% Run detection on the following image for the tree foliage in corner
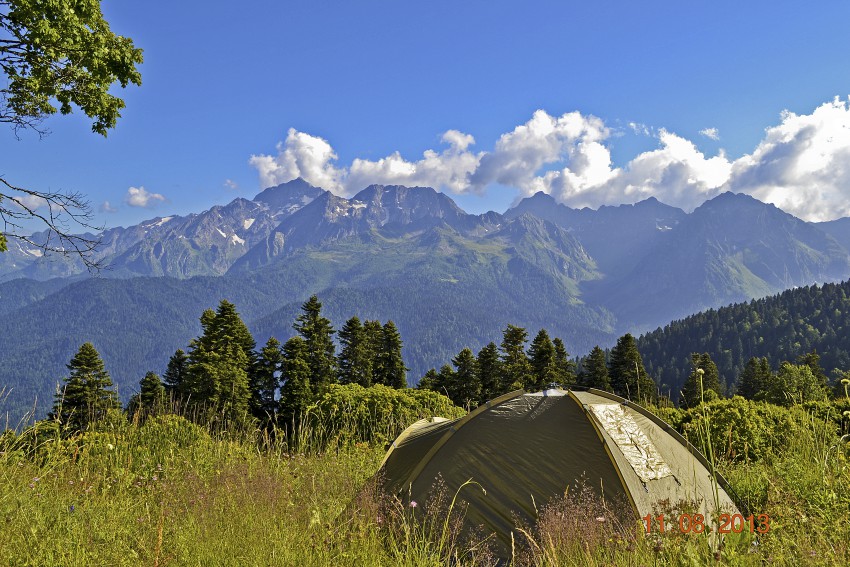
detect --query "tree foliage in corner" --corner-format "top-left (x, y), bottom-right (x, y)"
top-left (0, 0), bottom-right (143, 261)
top-left (0, 0), bottom-right (143, 135)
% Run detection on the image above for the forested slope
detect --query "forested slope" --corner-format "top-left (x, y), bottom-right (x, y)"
top-left (637, 280), bottom-right (850, 397)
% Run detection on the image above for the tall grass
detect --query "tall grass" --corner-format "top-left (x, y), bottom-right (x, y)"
top-left (2, 395), bottom-right (848, 566)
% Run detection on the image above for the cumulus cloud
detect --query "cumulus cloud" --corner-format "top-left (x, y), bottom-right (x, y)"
top-left (125, 186), bottom-right (166, 208)
top-left (249, 127), bottom-right (481, 196)
top-left (100, 200), bottom-right (118, 213)
top-left (728, 97), bottom-right (850, 222)
top-left (249, 97), bottom-right (850, 221)
top-left (10, 194), bottom-right (47, 211)
top-left (700, 127), bottom-right (720, 140)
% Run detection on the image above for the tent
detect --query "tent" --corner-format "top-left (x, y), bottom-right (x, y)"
top-left (378, 387), bottom-right (741, 554)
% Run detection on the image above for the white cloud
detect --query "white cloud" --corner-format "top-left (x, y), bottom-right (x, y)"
top-left (249, 127), bottom-right (481, 196)
top-left (700, 127), bottom-right (720, 140)
top-left (10, 194), bottom-right (47, 211)
top-left (249, 97), bottom-right (850, 221)
top-left (224, 179), bottom-right (239, 190)
top-left (100, 200), bottom-right (118, 213)
top-left (728, 97), bottom-right (850, 222)
top-left (125, 186), bottom-right (166, 208)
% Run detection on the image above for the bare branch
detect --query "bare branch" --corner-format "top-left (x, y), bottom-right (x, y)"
top-left (0, 176), bottom-right (104, 271)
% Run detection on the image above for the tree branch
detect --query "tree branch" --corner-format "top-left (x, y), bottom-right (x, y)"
top-left (0, 176), bottom-right (104, 271)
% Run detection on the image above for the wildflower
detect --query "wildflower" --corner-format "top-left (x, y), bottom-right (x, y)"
top-left (69, 505), bottom-right (75, 513)
top-left (107, 443), bottom-right (114, 450)
top-left (410, 500), bottom-right (418, 509)
top-left (595, 516), bottom-right (606, 523)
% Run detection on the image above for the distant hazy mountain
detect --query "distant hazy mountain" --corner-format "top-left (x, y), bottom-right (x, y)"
top-left (3, 182), bottom-right (850, 419)
top-left (0, 179), bottom-right (327, 281)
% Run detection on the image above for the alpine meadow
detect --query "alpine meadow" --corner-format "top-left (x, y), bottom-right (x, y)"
top-left (2, 1), bottom-right (850, 565)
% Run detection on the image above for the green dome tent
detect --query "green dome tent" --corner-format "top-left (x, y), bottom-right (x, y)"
top-left (378, 387), bottom-right (741, 555)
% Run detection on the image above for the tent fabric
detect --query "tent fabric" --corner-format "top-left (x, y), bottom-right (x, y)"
top-left (377, 387), bottom-right (741, 555)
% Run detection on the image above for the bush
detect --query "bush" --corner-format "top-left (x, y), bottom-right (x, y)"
top-left (307, 384), bottom-right (465, 447)
top-left (676, 396), bottom-right (835, 462)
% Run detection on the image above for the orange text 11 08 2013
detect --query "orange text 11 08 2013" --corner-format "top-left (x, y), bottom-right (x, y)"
top-left (642, 513), bottom-right (771, 534)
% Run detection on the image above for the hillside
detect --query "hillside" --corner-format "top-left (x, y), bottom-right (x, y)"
top-left (5, 182), bottom-right (850, 417)
top-left (636, 280), bottom-right (850, 398)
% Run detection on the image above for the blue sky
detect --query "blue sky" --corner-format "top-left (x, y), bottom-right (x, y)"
top-left (4, 0), bottom-right (850, 229)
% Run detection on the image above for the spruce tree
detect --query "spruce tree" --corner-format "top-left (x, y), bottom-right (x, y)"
top-left (163, 349), bottom-right (189, 400)
top-left (552, 338), bottom-right (577, 386)
top-left (528, 329), bottom-right (557, 390)
top-left (250, 337), bottom-right (282, 421)
top-left (608, 333), bottom-right (655, 402)
top-left (680, 353), bottom-right (721, 407)
top-left (500, 325), bottom-right (533, 392)
top-left (417, 368), bottom-right (440, 391)
top-left (184, 300), bottom-right (256, 423)
top-left (476, 342), bottom-right (502, 402)
top-left (128, 371), bottom-right (166, 420)
top-left (737, 357), bottom-right (772, 400)
top-left (338, 316), bottom-right (373, 386)
top-left (796, 351), bottom-right (829, 390)
top-left (436, 364), bottom-right (457, 400)
top-left (293, 295), bottom-right (336, 396)
top-left (378, 321), bottom-right (407, 388)
top-left (279, 336), bottom-right (313, 423)
top-left (581, 346), bottom-right (611, 391)
top-left (51, 342), bottom-right (120, 434)
top-left (451, 347), bottom-right (480, 407)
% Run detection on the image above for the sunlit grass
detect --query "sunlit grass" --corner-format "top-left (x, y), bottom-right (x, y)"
top-left (1, 398), bottom-right (848, 566)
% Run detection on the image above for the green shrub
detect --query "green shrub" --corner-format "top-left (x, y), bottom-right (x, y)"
top-left (307, 384), bottom-right (465, 447)
top-left (677, 396), bottom-right (834, 462)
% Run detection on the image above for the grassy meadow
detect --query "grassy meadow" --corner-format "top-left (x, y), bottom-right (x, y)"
top-left (1, 396), bottom-right (849, 566)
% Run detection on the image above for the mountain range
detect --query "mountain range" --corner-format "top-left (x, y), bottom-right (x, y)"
top-left (2, 179), bottom-right (850, 418)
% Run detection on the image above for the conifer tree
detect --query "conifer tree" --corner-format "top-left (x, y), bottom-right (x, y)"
top-left (128, 371), bottom-right (167, 420)
top-left (338, 316), bottom-right (373, 386)
top-left (451, 347), bottom-right (480, 407)
top-left (279, 336), bottom-right (313, 423)
top-left (500, 325), bottom-right (533, 392)
top-left (581, 345), bottom-right (612, 391)
top-left (796, 351), bottom-right (829, 390)
top-left (608, 333), bottom-right (655, 402)
top-left (737, 357), bottom-right (772, 400)
top-left (184, 300), bottom-right (256, 424)
top-left (163, 348), bottom-right (189, 399)
top-left (293, 295), bottom-right (336, 396)
top-left (528, 329), bottom-right (557, 390)
top-left (766, 362), bottom-right (829, 406)
top-left (552, 338), bottom-right (577, 386)
top-left (436, 364), bottom-right (457, 399)
top-left (417, 368), bottom-right (440, 391)
top-left (377, 321), bottom-right (407, 388)
top-left (680, 353), bottom-right (721, 407)
top-left (250, 337), bottom-right (282, 421)
top-left (51, 342), bottom-right (120, 434)
top-left (476, 342), bottom-right (502, 402)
